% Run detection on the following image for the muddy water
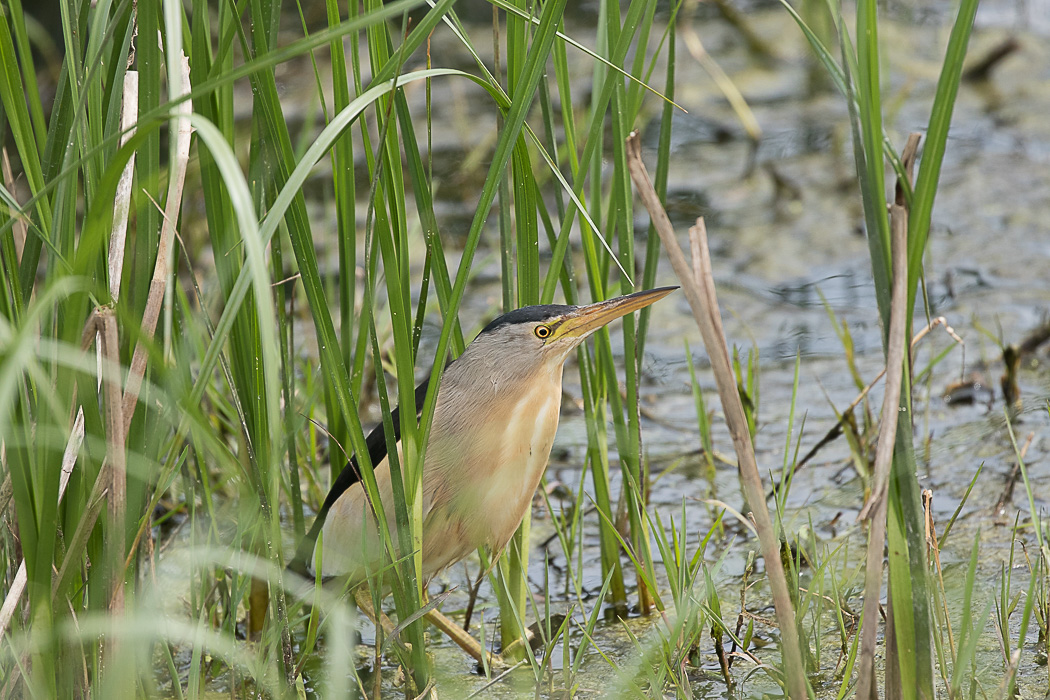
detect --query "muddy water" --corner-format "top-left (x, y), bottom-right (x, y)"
top-left (169, 0), bottom-right (1050, 696)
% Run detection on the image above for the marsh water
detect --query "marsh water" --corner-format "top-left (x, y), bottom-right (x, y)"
top-left (159, 0), bottom-right (1050, 696)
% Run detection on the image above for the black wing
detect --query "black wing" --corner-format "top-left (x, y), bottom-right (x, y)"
top-left (287, 377), bottom-right (431, 577)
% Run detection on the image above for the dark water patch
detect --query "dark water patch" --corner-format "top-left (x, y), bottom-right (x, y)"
top-left (664, 111), bottom-right (741, 151)
top-left (753, 121), bottom-right (837, 162)
top-left (662, 187), bottom-right (716, 229)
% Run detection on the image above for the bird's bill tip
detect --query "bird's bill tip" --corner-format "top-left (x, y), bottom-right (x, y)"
top-left (555, 286), bottom-right (677, 341)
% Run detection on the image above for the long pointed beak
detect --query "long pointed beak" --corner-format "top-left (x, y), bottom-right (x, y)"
top-left (553, 286), bottom-right (678, 344)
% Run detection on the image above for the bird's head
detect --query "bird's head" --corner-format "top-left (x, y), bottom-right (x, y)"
top-left (471, 287), bottom-right (678, 377)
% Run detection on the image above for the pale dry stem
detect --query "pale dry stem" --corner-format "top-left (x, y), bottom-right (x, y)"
top-left (854, 134), bottom-right (918, 699)
top-left (121, 55), bottom-right (192, 433)
top-left (109, 71), bottom-right (138, 302)
top-left (99, 310), bottom-right (126, 618)
top-left (626, 131), bottom-right (807, 700)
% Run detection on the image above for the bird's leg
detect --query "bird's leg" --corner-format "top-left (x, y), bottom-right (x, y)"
top-left (352, 587), bottom-right (411, 656)
top-left (355, 587), bottom-right (502, 669)
top-left (422, 607), bottom-right (504, 669)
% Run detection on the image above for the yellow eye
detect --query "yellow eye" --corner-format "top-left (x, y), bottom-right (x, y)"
top-left (534, 325), bottom-right (551, 339)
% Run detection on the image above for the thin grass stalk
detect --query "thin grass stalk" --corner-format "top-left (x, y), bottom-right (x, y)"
top-left (1005, 559), bottom-right (1040, 697)
top-left (544, 0), bottom-right (654, 614)
top-left (59, 0), bottom-right (98, 199)
top-left (247, 110), bottom-right (280, 651)
top-left (679, 24), bottom-right (761, 143)
top-left (273, 252), bottom-right (304, 541)
top-left (1004, 412), bottom-right (1047, 557)
top-left (0, 150), bottom-right (27, 321)
top-left (604, 0), bottom-right (658, 616)
top-left (355, 11), bottom-right (435, 684)
top-left (626, 133), bottom-right (808, 699)
top-left (392, 94), bottom-right (463, 353)
top-left (635, 21), bottom-right (675, 361)
top-left (3, 0), bottom-right (47, 153)
top-left (578, 353), bottom-right (628, 609)
top-left (498, 0), bottom-right (546, 651)
top-left (323, 0), bottom-right (356, 459)
top-left (496, 10), bottom-right (516, 316)
top-left (502, 163), bottom-right (540, 642)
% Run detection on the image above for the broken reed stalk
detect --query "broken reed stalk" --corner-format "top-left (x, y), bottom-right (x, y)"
top-left (121, 55), bottom-right (191, 433)
top-left (625, 131), bottom-right (807, 700)
top-left (109, 71), bottom-right (138, 302)
top-left (855, 132), bottom-right (920, 700)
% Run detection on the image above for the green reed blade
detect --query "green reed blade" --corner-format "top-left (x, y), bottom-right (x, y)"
top-left (906, 0), bottom-right (978, 318)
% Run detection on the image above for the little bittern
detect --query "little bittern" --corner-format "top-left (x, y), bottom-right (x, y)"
top-left (289, 287), bottom-right (676, 583)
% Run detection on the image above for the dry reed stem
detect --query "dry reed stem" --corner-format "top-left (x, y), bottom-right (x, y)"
top-left (121, 55), bottom-right (191, 433)
top-left (109, 71), bottom-right (138, 302)
top-left (625, 131), bottom-right (807, 700)
top-left (98, 310), bottom-right (126, 617)
top-left (99, 309), bottom-right (132, 696)
top-left (922, 489), bottom-right (958, 662)
top-left (0, 409), bottom-right (84, 636)
top-left (854, 134), bottom-right (919, 699)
